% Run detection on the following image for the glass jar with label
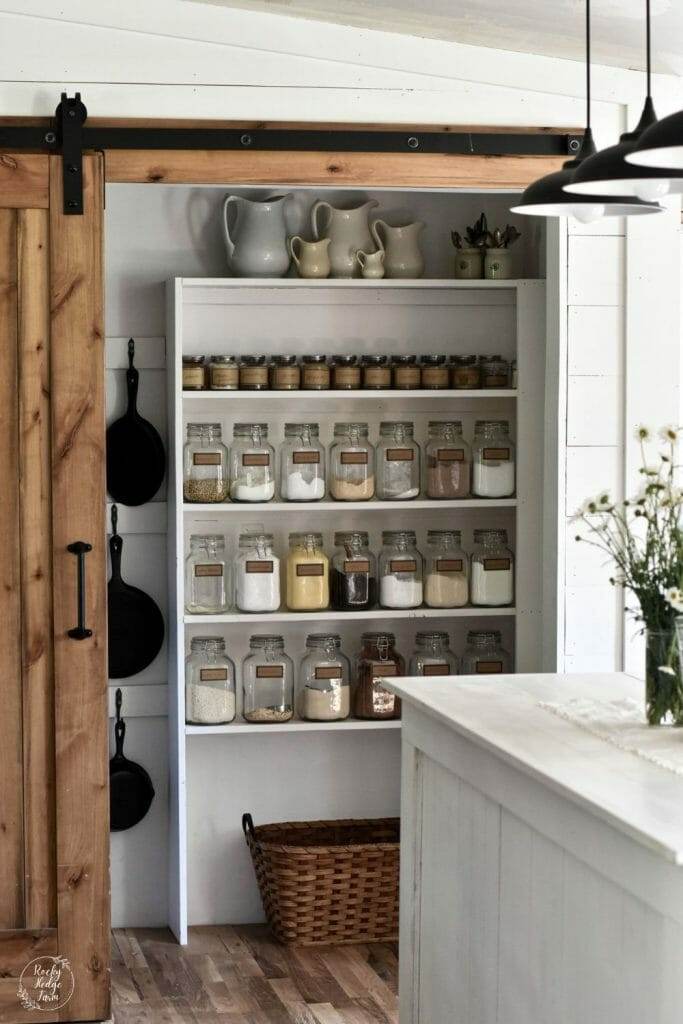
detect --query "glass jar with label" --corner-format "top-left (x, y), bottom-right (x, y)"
top-left (470, 528), bottom-right (514, 606)
top-left (425, 420), bottom-right (471, 499)
top-left (479, 354), bottom-right (510, 389)
top-left (182, 355), bottom-right (206, 391)
top-left (379, 530), bottom-right (423, 609)
top-left (280, 423), bottom-right (326, 502)
top-left (209, 355), bottom-right (239, 390)
top-left (354, 632), bottom-right (403, 720)
top-left (302, 354), bottom-right (330, 390)
top-left (234, 531), bottom-right (280, 613)
top-left (270, 355), bottom-right (301, 391)
top-left (331, 355), bottom-right (361, 390)
top-left (286, 532), bottom-right (329, 611)
top-left (242, 635), bottom-right (294, 723)
top-left (424, 530), bottom-right (468, 608)
top-left (420, 354), bottom-right (449, 390)
top-left (229, 423), bottom-right (275, 502)
top-left (185, 534), bottom-right (229, 614)
top-left (392, 355), bottom-right (421, 390)
top-left (299, 634), bottom-right (351, 721)
top-left (185, 636), bottom-right (236, 725)
top-left (377, 421), bottom-right (420, 500)
top-left (239, 355), bottom-right (269, 390)
top-left (329, 422), bottom-right (375, 501)
top-left (450, 355), bottom-right (481, 390)
top-left (183, 422), bottom-right (229, 503)
top-left (461, 630), bottom-right (512, 675)
top-left (472, 420), bottom-right (515, 497)
top-left (330, 531), bottom-right (377, 611)
top-left (361, 355), bottom-right (391, 390)
top-left (409, 631), bottom-right (459, 677)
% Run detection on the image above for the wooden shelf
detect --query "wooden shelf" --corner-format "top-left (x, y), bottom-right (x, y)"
top-left (184, 606), bottom-right (515, 624)
top-left (186, 719), bottom-right (402, 735)
top-left (184, 498), bottom-right (517, 513)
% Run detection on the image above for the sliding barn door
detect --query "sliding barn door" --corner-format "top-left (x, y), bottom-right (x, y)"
top-left (0, 154), bottom-right (109, 1023)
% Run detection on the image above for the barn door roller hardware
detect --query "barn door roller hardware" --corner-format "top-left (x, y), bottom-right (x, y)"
top-left (0, 92), bottom-right (583, 215)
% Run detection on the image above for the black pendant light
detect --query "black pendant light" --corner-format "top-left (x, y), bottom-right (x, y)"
top-left (511, 0), bottom-right (661, 219)
top-left (565, 0), bottom-right (677, 201)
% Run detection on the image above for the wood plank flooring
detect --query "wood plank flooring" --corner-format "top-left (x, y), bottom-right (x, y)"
top-left (112, 927), bottom-right (399, 1024)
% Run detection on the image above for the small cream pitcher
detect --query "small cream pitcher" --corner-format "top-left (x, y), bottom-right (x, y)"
top-left (288, 236), bottom-right (331, 279)
top-left (357, 249), bottom-right (385, 280)
top-left (311, 199), bottom-right (379, 278)
top-left (371, 219), bottom-right (425, 279)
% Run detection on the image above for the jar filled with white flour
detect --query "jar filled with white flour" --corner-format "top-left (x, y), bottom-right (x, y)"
top-left (185, 636), bottom-right (236, 725)
top-left (471, 420), bottom-right (515, 498)
top-left (379, 530), bottom-right (423, 609)
top-left (235, 531), bottom-right (280, 613)
top-left (470, 528), bottom-right (514, 606)
top-left (229, 423), bottom-right (275, 502)
top-left (280, 423), bottom-right (326, 501)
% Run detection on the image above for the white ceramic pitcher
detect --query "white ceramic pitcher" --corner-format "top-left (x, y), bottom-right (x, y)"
top-left (311, 199), bottom-right (379, 278)
top-left (371, 219), bottom-right (425, 279)
top-left (222, 193), bottom-right (293, 277)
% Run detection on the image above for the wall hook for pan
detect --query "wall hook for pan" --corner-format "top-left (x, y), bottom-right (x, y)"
top-left (56, 91), bottom-right (87, 215)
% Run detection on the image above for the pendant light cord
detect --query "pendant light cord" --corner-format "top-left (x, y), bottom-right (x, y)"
top-left (586, 0), bottom-right (591, 131)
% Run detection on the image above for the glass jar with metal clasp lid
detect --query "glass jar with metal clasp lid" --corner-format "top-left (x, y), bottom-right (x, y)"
top-left (183, 422), bottom-right (229, 503)
top-left (299, 634), bottom-right (351, 722)
top-left (242, 635), bottom-right (294, 723)
top-left (377, 421), bottom-right (420, 500)
top-left (461, 630), bottom-right (512, 676)
top-left (185, 534), bottom-right (230, 614)
top-left (185, 636), bottom-right (236, 725)
top-left (286, 532), bottom-right (329, 611)
top-left (471, 420), bottom-right (515, 498)
top-left (209, 355), bottom-right (239, 390)
top-left (424, 420), bottom-right (471, 499)
top-left (470, 528), bottom-right (514, 607)
top-left (354, 632), bottom-right (403, 720)
top-left (329, 422), bottom-right (375, 501)
top-left (424, 529), bottom-right (469, 608)
top-left (330, 530), bottom-right (377, 611)
top-left (229, 423), bottom-right (275, 502)
top-left (234, 531), bottom-right (280, 613)
top-left (280, 423), bottom-right (326, 502)
top-left (409, 631), bottom-right (459, 677)
top-left (378, 529), bottom-right (423, 609)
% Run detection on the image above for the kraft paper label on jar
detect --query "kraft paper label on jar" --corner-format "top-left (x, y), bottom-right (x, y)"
top-left (394, 367), bottom-right (421, 388)
top-left (341, 451), bottom-right (368, 465)
top-left (482, 447), bottom-right (510, 461)
top-left (436, 559), bottom-right (464, 573)
top-left (437, 448), bottom-right (464, 462)
top-left (333, 367), bottom-right (361, 387)
top-left (193, 452), bottom-right (221, 466)
top-left (296, 563), bottom-right (324, 577)
top-left (364, 367), bottom-right (391, 387)
top-left (240, 366), bottom-right (268, 386)
top-left (386, 448), bottom-right (414, 462)
top-left (483, 558), bottom-right (511, 571)
top-left (194, 563), bottom-right (223, 577)
top-left (315, 666), bottom-right (343, 680)
top-left (200, 667), bottom-right (229, 681)
top-left (371, 662), bottom-right (398, 677)
top-left (303, 366), bottom-right (329, 386)
top-left (246, 560), bottom-right (273, 573)
top-left (423, 663), bottom-right (450, 676)
top-left (183, 367), bottom-right (205, 389)
top-left (273, 367), bottom-right (300, 387)
top-left (211, 366), bottom-right (239, 388)
top-left (484, 374), bottom-right (508, 388)
top-left (476, 661), bottom-right (503, 674)
top-left (242, 453), bottom-right (270, 467)
top-left (422, 368), bottom-right (449, 387)
top-left (390, 559), bottom-right (417, 574)
top-left (344, 559), bottom-right (370, 573)
top-left (293, 450), bottom-right (320, 465)
top-left (256, 664), bottom-right (284, 678)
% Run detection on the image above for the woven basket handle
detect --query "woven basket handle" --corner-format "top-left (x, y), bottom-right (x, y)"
top-left (242, 813), bottom-right (255, 838)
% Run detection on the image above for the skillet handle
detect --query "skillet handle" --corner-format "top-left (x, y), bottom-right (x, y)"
top-left (67, 541), bottom-right (93, 640)
top-left (114, 718), bottom-right (126, 757)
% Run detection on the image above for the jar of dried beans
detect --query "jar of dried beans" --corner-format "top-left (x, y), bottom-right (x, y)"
top-left (183, 422), bottom-right (229, 503)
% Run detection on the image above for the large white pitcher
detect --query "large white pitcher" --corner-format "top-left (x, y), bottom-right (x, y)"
top-left (371, 219), bottom-right (426, 279)
top-left (311, 199), bottom-right (379, 278)
top-left (222, 193), bottom-right (293, 277)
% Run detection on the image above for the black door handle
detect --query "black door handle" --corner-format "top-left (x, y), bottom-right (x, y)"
top-left (67, 541), bottom-right (93, 640)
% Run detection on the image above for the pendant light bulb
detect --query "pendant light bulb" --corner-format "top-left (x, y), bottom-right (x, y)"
top-left (634, 178), bottom-right (669, 201)
top-left (572, 202), bottom-right (606, 223)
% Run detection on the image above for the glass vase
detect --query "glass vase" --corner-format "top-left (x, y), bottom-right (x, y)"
top-left (645, 628), bottom-right (683, 725)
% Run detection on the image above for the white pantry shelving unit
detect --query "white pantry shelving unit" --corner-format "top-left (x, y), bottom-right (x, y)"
top-left (167, 275), bottom-right (545, 942)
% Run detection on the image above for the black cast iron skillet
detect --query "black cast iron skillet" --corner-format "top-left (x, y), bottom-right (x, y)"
top-left (110, 688), bottom-right (155, 832)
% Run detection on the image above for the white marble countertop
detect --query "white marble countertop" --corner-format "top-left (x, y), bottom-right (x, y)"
top-left (387, 672), bottom-right (683, 864)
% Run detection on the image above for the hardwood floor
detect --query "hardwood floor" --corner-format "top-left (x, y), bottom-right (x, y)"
top-left (112, 926), bottom-right (399, 1024)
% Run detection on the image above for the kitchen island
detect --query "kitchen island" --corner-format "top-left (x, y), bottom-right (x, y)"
top-left (388, 672), bottom-right (683, 1024)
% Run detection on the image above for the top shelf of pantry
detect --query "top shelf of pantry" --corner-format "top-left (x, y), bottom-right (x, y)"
top-left (179, 278), bottom-right (530, 291)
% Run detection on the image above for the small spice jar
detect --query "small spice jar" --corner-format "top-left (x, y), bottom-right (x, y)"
top-left (425, 420), bottom-right (471, 499)
top-left (392, 355), bottom-right (421, 390)
top-left (471, 420), bottom-right (516, 498)
top-left (377, 421), bottom-right (420, 500)
top-left (470, 528), bottom-right (514, 607)
top-left (239, 355), bottom-right (269, 391)
top-left (229, 423), bottom-right (275, 502)
top-left (479, 354), bottom-right (510, 389)
top-left (361, 354), bottom-right (391, 390)
top-left (280, 423), bottom-right (325, 502)
top-left (354, 632), bottom-right (403, 720)
top-left (209, 355), bottom-right (239, 391)
top-left (379, 530), bottom-right (423, 609)
top-left (234, 532), bottom-right (280, 613)
top-left (299, 634), bottom-right (351, 722)
top-left (286, 532), bottom-right (329, 611)
top-left (270, 355), bottom-right (301, 391)
top-left (182, 355), bottom-right (206, 391)
top-left (424, 530), bottom-right (469, 608)
top-left (330, 531), bottom-right (377, 611)
top-left (183, 423), bottom-right (229, 503)
top-left (450, 355), bottom-right (481, 390)
top-left (185, 534), bottom-right (230, 614)
top-left (461, 630), bottom-right (512, 675)
top-left (409, 631), bottom-right (459, 677)
top-left (329, 423), bottom-right (375, 501)
top-left (331, 355), bottom-right (361, 390)
top-left (420, 354), bottom-right (449, 390)
top-left (302, 354), bottom-right (330, 390)
top-left (242, 635), bottom-right (294, 723)
top-left (185, 636), bottom-right (236, 725)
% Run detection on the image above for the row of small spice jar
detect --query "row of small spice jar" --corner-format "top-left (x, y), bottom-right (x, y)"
top-left (186, 528), bottom-right (514, 614)
top-left (183, 419), bottom-right (516, 503)
top-left (185, 628), bottom-right (513, 725)
top-left (182, 353), bottom-right (515, 391)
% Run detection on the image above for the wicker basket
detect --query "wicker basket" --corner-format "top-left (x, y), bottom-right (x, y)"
top-left (242, 813), bottom-right (400, 946)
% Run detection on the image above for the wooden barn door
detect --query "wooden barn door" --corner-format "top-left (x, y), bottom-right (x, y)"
top-left (0, 153), bottom-right (109, 1023)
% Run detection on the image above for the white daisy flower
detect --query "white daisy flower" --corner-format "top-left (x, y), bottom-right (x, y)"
top-left (664, 587), bottom-right (683, 613)
top-left (635, 424), bottom-right (651, 441)
top-left (658, 425), bottom-right (680, 444)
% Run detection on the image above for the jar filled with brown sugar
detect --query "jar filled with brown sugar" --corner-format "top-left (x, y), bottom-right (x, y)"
top-left (302, 355), bottom-right (330, 390)
top-left (209, 355), bottom-right (239, 391)
top-left (392, 355), bottom-right (421, 390)
top-left (239, 355), bottom-right (269, 390)
top-left (354, 632), bottom-right (403, 720)
top-left (361, 355), bottom-right (391, 390)
top-left (270, 355), bottom-right (301, 391)
top-left (331, 355), bottom-right (361, 390)
top-left (182, 355), bottom-right (206, 391)
top-left (450, 355), bottom-right (481, 390)
top-left (420, 354), bottom-right (449, 389)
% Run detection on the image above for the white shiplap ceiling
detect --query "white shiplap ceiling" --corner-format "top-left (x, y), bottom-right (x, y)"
top-left (189, 0), bottom-right (683, 76)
